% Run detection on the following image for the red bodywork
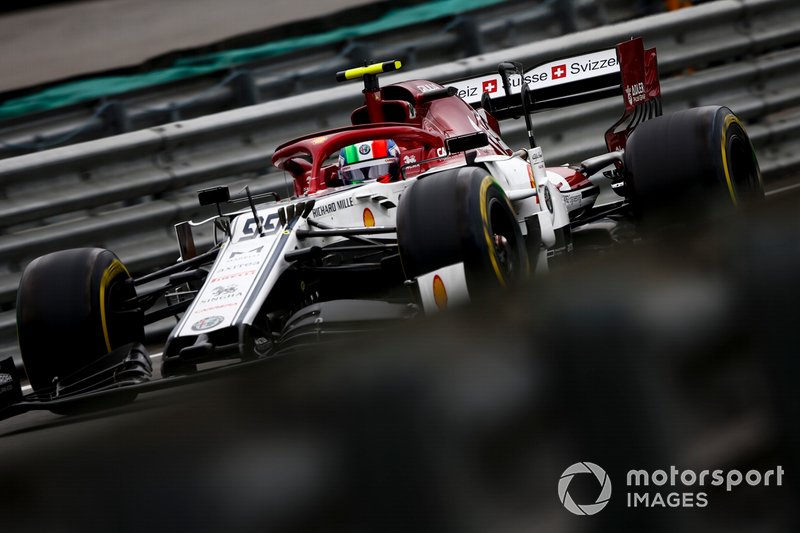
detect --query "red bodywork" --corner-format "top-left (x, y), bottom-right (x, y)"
top-left (273, 80), bottom-right (511, 196)
top-left (549, 166), bottom-right (593, 191)
top-left (605, 38), bottom-right (662, 154)
top-left (274, 37), bottom-right (661, 196)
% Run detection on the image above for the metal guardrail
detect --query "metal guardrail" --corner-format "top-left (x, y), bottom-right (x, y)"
top-left (0, 0), bottom-right (622, 159)
top-left (0, 0), bottom-right (799, 357)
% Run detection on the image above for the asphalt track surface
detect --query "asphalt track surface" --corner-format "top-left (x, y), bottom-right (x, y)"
top-left (1, 184), bottom-right (799, 532)
top-left (0, 0), bottom-right (376, 92)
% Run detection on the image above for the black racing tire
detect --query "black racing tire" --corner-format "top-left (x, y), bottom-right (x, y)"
top-left (624, 106), bottom-right (763, 221)
top-left (397, 166), bottom-right (528, 295)
top-left (16, 248), bottom-right (143, 392)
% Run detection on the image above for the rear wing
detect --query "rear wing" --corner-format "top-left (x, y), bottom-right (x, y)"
top-left (446, 37), bottom-right (662, 151)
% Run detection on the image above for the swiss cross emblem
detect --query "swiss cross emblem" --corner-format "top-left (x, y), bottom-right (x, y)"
top-left (482, 80), bottom-right (497, 93)
top-left (551, 64), bottom-right (567, 79)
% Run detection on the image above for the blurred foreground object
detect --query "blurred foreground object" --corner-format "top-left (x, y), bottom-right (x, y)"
top-left (0, 189), bottom-right (797, 532)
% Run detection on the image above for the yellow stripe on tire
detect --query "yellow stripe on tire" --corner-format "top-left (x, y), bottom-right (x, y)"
top-left (99, 259), bottom-right (129, 353)
top-left (479, 176), bottom-right (506, 288)
top-left (720, 113), bottom-right (741, 207)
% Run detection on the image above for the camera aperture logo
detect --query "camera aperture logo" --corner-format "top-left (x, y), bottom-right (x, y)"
top-left (559, 462), bottom-right (785, 514)
top-left (558, 462), bottom-right (612, 515)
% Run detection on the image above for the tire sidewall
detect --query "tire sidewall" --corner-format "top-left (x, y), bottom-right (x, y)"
top-left (397, 166), bottom-right (527, 293)
top-left (462, 174), bottom-right (526, 289)
top-left (624, 106), bottom-right (764, 223)
top-left (17, 248), bottom-right (141, 391)
top-left (713, 114), bottom-right (764, 205)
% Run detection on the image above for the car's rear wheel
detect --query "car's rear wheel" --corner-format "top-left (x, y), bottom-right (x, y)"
top-left (16, 248), bottom-right (143, 392)
top-left (623, 105), bottom-right (763, 222)
top-left (397, 166), bottom-right (528, 296)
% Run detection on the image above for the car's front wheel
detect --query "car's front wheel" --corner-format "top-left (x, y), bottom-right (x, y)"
top-left (397, 166), bottom-right (528, 296)
top-left (16, 248), bottom-right (143, 392)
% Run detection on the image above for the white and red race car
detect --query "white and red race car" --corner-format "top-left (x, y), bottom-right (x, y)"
top-left (1, 37), bottom-right (762, 417)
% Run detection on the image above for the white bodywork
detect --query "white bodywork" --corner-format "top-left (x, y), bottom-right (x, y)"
top-left (171, 148), bottom-right (573, 342)
top-left (416, 262), bottom-right (470, 314)
top-left (173, 179), bottom-right (413, 338)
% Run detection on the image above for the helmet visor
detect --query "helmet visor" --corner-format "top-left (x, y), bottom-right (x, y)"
top-left (339, 157), bottom-right (399, 184)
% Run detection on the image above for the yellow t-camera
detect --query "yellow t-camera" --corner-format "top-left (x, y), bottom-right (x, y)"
top-left (336, 60), bottom-right (402, 83)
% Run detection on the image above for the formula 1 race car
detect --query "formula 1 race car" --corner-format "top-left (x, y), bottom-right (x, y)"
top-left (0, 37), bottom-right (763, 417)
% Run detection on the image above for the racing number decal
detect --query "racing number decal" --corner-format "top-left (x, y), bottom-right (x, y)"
top-left (237, 214), bottom-right (282, 242)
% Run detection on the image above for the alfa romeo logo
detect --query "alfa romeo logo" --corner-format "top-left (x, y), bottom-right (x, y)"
top-left (191, 315), bottom-right (224, 331)
top-left (558, 462), bottom-right (612, 515)
top-left (358, 143), bottom-right (371, 155)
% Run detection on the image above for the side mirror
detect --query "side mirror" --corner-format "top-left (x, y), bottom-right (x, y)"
top-left (445, 132), bottom-right (489, 154)
top-left (198, 186), bottom-right (230, 206)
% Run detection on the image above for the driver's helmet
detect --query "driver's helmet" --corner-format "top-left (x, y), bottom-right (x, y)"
top-left (338, 139), bottom-right (401, 184)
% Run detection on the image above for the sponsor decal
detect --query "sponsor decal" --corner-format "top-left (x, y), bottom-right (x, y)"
top-left (456, 85), bottom-right (479, 99)
top-left (625, 82), bottom-right (646, 106)
top-left (570, 57), bottom-right (617, 75)
top-left (211, 285), bottom-right (238, 297)
top-left (215, 260), bottom-right (261, 273)
top-left (481, 80), bottom-right (498, 93)
top-left (311, 196), bottom-right (355, 218)
top-left (363, 208), bottom-right (375, 228)
top-left (210, 270), bottom-right (257, 283)
top-left (179, 231), bottom-right (279, 338)
top-left (450, 75), bottom-right (501, 100)
top-left (358, 143), bottom-right (371, 156)
top-left (0, 373), bottom-right (12, 386)
top-left (198, 283), bottom-right (244, 306)
top-left (416, 83), bottom-right (441, 93)
top-left (194, 302), bottom-right (240, 313)
top-left (432, 275), bottom-right (448, 310)
top-left (563, 191), bottom-right (582, 210)
top-left (191, 315), bottom-right (225, 331)
top-left (230, 245), bottom-right (264, 259)
top-left (450, 49), bottom-right (618, 105)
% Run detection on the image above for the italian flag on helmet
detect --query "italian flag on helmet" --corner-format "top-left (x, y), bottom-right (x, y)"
top-left (339, 139), bottom-right (400, 165)
top-left (338, 139), bottom-right (401, 184)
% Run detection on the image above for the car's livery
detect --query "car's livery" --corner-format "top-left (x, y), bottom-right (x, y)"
top-left (1, 38), bottom-right (763, 419)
